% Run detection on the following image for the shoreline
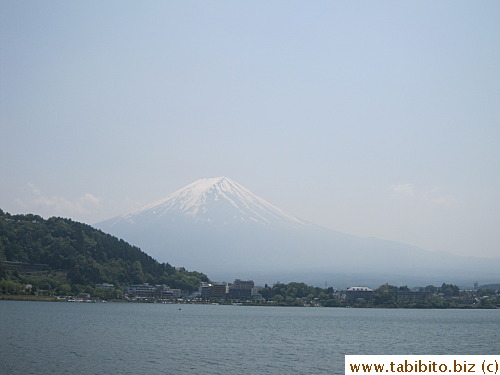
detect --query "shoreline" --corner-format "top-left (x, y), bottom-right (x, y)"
top-left (0, 294), bottom-right (61, 302)
top-left (1, 295), bottom-right (497, 309)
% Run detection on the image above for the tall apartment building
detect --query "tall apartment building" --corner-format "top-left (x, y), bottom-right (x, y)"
top-left (210, 283), bottom-right (228, 298)
top-left (228, 279), bottom-right (255, 299)
top-left (199, 283), bottom-right (211, 300)
top-left (345, 286), bottom-right (374, 302)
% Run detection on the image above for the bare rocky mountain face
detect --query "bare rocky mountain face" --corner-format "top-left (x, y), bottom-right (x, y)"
top-left (96, 177), bottom-right (499, 287)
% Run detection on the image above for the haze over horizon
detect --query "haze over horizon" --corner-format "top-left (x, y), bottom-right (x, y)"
top-left (1, 1), bottom-right (499, 260)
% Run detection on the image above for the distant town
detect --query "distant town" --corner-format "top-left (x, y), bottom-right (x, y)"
top-left (107, 279), bottom-right (500, 308)
top-left (1, 260), bottom-right (499, 308)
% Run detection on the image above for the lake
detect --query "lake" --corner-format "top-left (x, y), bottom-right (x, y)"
top-left (1, 301), bottom-right (499, 375)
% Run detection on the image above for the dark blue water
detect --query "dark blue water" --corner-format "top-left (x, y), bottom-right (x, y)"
top-left (1, 301), bottom-right (499, 375)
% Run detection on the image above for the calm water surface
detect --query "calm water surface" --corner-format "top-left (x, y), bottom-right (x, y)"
top-left (1, 301), bottom-right (499, 375)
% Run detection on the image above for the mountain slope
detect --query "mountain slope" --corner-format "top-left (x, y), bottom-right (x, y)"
top-left (0, 209), bottom-right (208, 292)
top-left (96, 177), bottom-right (500, 286)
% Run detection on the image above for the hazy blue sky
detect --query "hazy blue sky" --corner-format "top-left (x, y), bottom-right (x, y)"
top-left (1, 1), bottom-right (499, 258)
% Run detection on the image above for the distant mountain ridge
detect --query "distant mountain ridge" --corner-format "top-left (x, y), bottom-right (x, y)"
top-left (97, 177), bottom-right (500, 287)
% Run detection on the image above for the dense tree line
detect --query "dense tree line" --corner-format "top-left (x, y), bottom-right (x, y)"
top-left (256, 282), bottom-right (498, 308)
top-left (259, 282), bottom-right (338, 306)
top-left (418, 283), bottom-right (460, 296)
top-left (0, 209), bottom-right (208, 294)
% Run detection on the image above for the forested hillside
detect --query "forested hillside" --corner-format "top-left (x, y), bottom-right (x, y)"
top-left (0, 209), bottom-right (209, 294)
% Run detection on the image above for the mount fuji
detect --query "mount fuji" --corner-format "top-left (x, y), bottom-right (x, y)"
top-left (96, 177), bottom-right (499, 287)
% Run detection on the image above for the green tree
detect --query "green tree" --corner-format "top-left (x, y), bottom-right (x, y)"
top-left (0, 263), bottom-right (6, 279)
top-left (440, 283), bottom-right (459, 297)
top-left (131, 261), bottom-right (145, 284)
top-left (0, 279), bottom-right (23, 294)
top-left (477, 288), bottom-right (495, 297)
top-left (58, 283), bottom-right (72, 296)
top-left (273, 294), bottom-right (284, 305)
top-left (374, 284), bottom-right (397, 305)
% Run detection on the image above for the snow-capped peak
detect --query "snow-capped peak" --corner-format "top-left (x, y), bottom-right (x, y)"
top-left (117, 177), bottom-right (305, 226)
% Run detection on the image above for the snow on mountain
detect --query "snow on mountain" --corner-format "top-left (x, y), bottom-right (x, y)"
top-left (108, 177), bottom-right (305, 226)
